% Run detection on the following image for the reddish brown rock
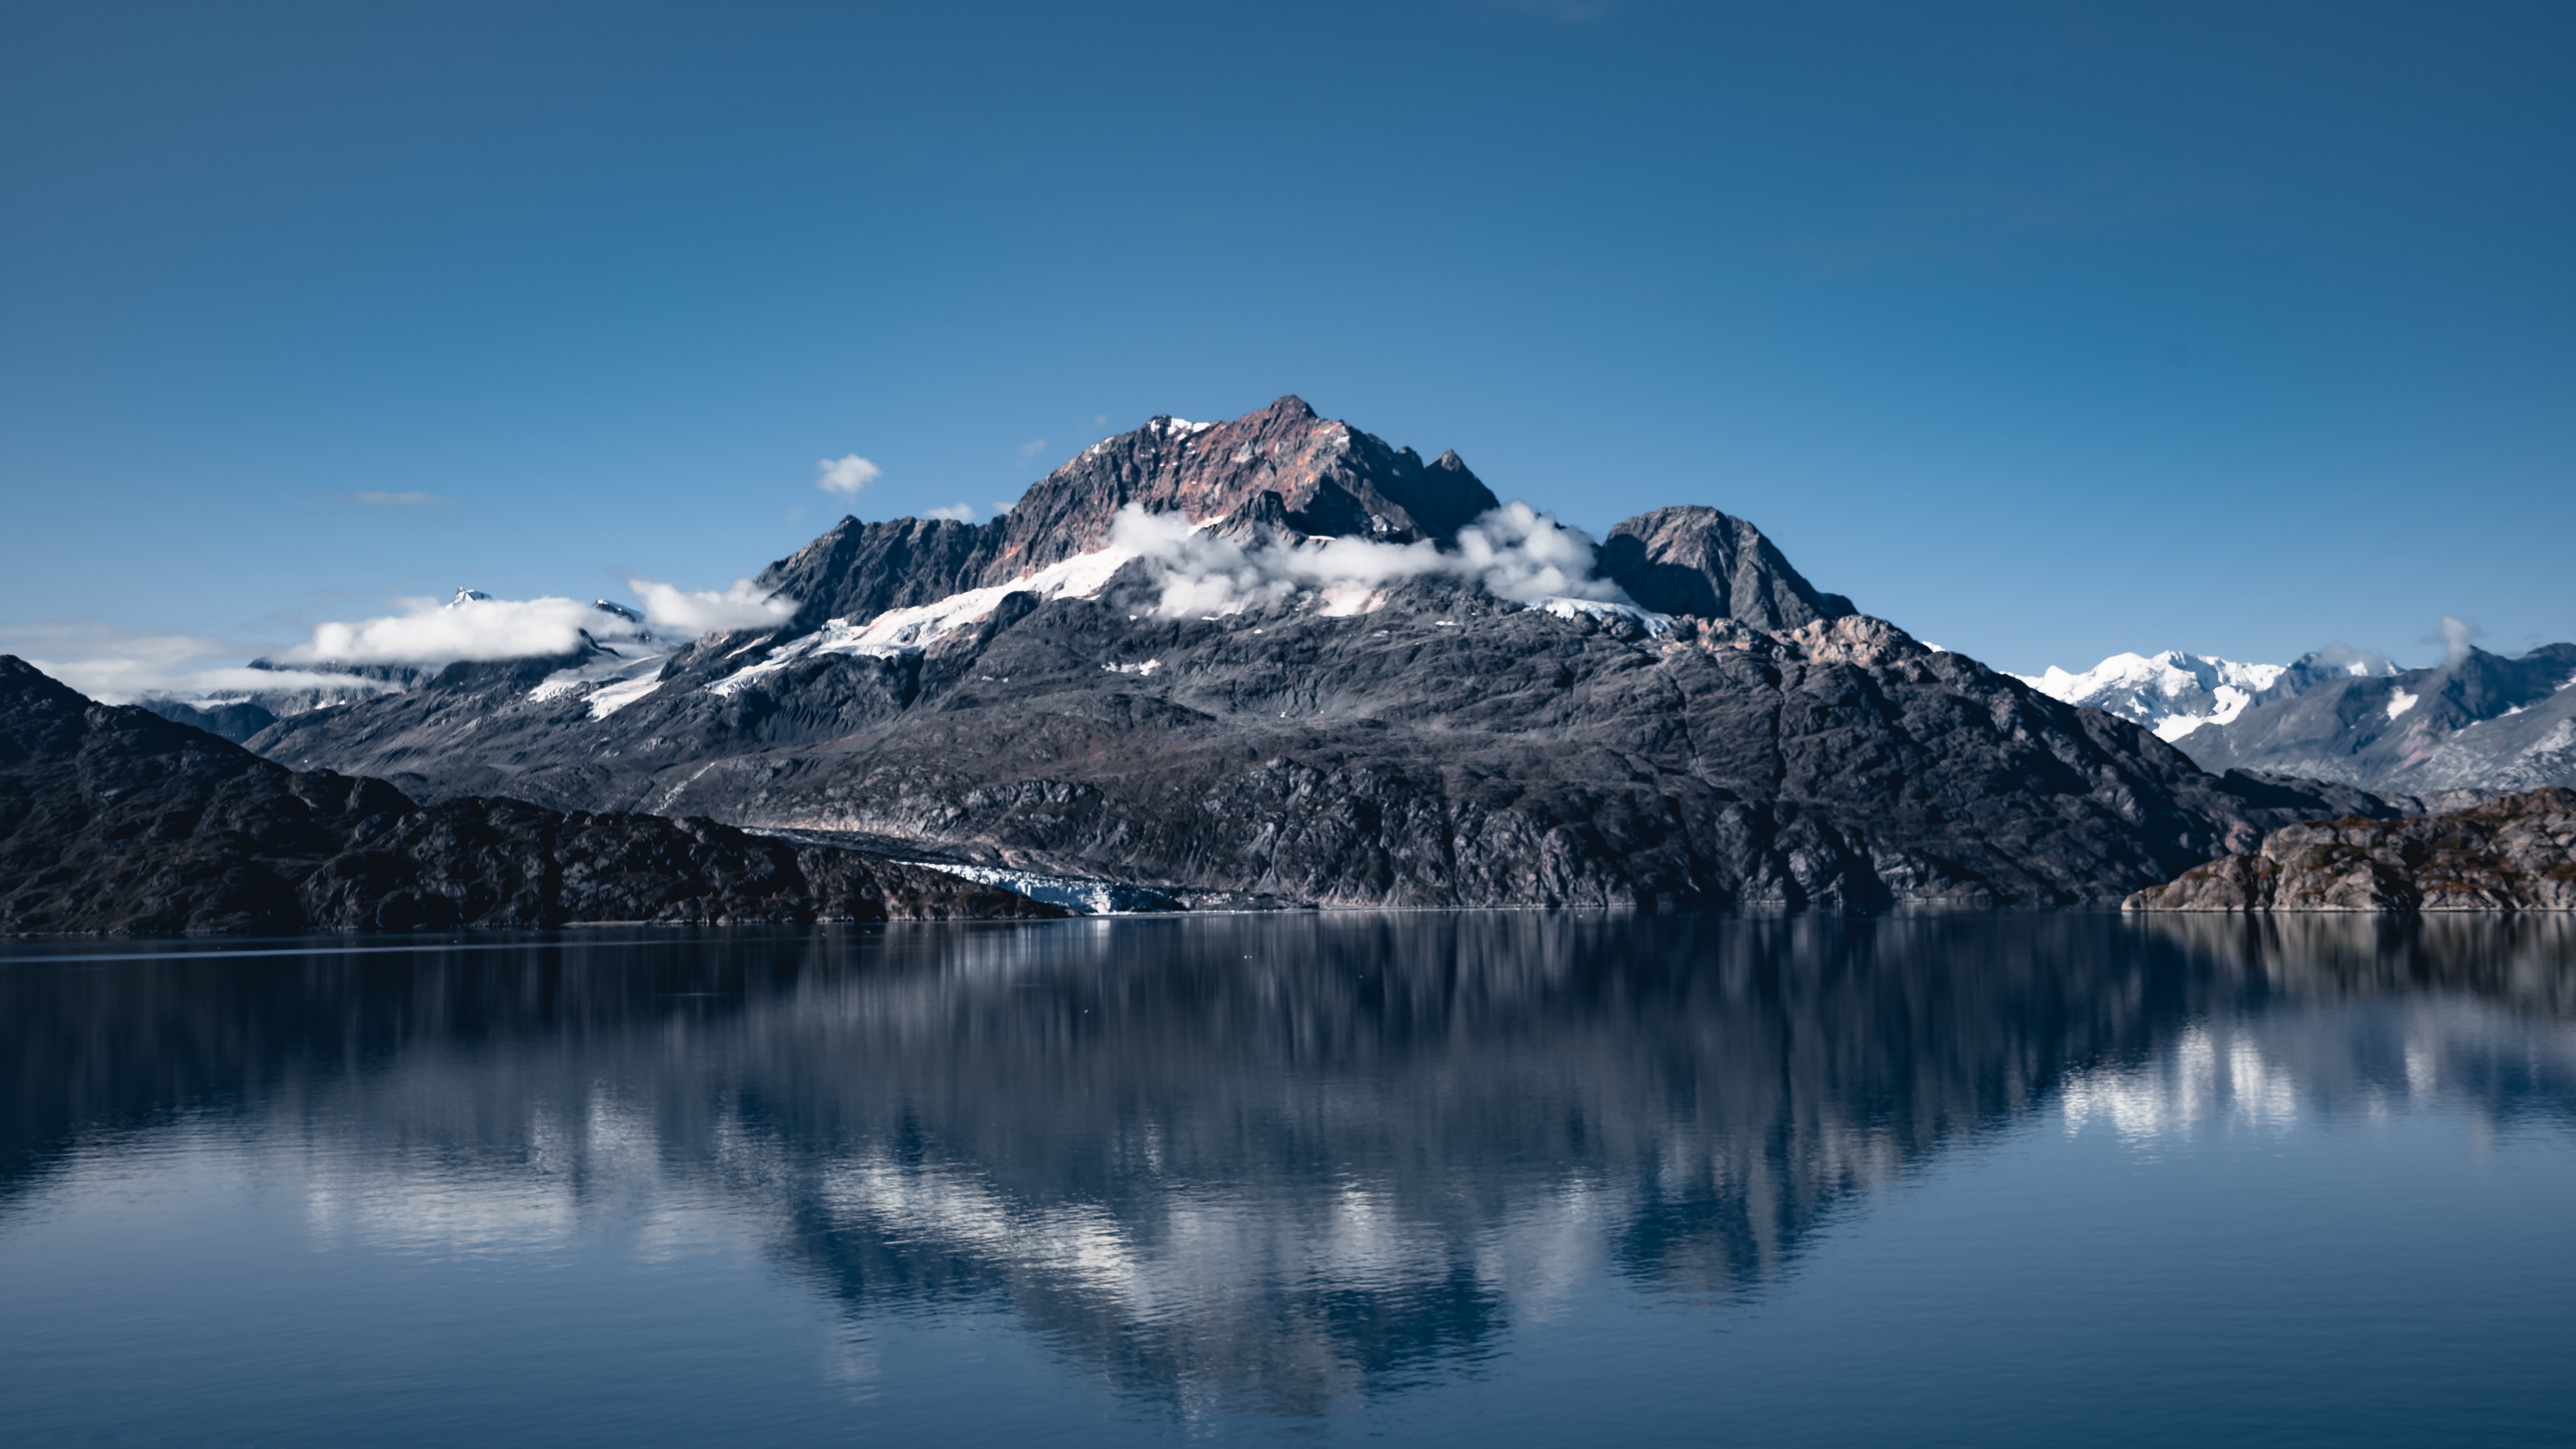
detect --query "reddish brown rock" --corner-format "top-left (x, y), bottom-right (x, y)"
top-left (756, 395), bottom-right (1503, 631)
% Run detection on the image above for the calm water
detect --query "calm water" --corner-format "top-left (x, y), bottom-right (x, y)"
top-left (3, 913), bottom-right (2573, 1446)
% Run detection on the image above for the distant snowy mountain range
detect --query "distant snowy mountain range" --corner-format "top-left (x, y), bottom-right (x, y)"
top-left (2015, 648), bottom-right (2398, 742)
top-left (2021, 643), bottom-right (2576, 803)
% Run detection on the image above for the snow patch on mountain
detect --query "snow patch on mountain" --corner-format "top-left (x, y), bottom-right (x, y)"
top-left (1539, 597), bottom-right (1674, 634)
top-left (902, 861), bottom-right (1178, 914)
top-left (2021, 645), bottom-right (2404, 743)
top-left (703, 499), bottom-right (1661, 703)
top-left (2019, 651), bottom-right (2292, 741)
top-left (584, 672), bottom-right (668, 719)
top-left (707, 543), bottom-right (1140, 698)
top-left (527, 645), bottom-right (673, 718)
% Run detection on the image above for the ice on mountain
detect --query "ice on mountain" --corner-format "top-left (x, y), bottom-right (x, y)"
top-left (706, 541), bottom-right (1141, 698)
top-left (2019, 650), bottom-right (2299, 741)
top-left (1539, 596), bottom-right (1675, 635)
top-left (526, 642), bottom-right (675, 717)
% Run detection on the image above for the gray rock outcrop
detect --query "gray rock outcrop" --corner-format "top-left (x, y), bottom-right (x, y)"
top-left (1597, 505), bottom-right (1854, 630)
top-left (2125, 787), bottom-right (2576, 912)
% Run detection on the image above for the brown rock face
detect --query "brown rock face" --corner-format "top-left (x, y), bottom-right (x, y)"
top-left (756, 396), bottom-right (1502, 629)
top-left (1597, 506), bottom-right (1855, 631)
top-left (2125, 787), bottom-right (2576, 912)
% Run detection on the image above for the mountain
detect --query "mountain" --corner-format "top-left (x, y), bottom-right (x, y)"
top-left (1597, 506), bottom-right (1854, 630)
top-left (127, 591), bottom-right (658, 743)
top-left (2126, 787), bottom-right (2576, 912)
top-left (0, 657), bottom-right (1055, 933)
top-left (2179, 644), bottom-right (2576, 800)
top-left (2017, 647), bottom-right (2397, 743)
top-left (757, 397), bottom-right (1502, 632)
top-left (239, 396), bottom-right (2397, 908)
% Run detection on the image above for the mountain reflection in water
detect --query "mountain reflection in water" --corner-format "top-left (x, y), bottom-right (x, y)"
top-left (3, 913), bottom-right (2574, 1439)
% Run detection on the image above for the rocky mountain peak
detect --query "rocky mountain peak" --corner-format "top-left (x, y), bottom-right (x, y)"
top-left (751, 398), bottom-right (1506, 632)
top-left (1598, 505), bottom-right (1855, 632)
top-left (1002, 396), bottom-right (1500, 556)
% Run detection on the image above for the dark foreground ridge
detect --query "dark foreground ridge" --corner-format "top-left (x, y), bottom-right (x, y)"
top-left (0, 658), bottom-right (1060, 934)
top-left (2126, 787), bottom-right (2576, 912)
top-left (236, 396), bottom-right (2405, 908)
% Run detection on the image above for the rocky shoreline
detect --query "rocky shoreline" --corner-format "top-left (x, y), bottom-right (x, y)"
top-left (2124, 788), bottom-right (2576, 912)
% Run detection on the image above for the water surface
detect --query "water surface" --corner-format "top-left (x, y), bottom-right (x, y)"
top-left (3, 913), bottom-right (2573, 1444)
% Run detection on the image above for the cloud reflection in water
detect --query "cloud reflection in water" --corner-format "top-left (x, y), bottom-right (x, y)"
top-left (3, 911), bottom-right (2574, 1421)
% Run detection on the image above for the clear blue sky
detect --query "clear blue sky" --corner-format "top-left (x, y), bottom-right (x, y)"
top-left (3, 0), bottom-right (2569, 683)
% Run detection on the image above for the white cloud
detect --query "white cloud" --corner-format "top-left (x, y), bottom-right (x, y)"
top-left (1015, 439), bottom-right (1048, 461)
top-left (14, 577), bottom-right (803, 698)
top-left (1453, 501), bottom-right (1631, 605)
top-left (818, 455), bottom-right (881, 496)
top-left (2, 623), bottom-right (400, 703)
top-left (2440, 614), bottom-right (2482, 665)
top-left (1107, 500), bottom-right (1637, 620)
top-left (925, 503), bottom-right (977, 522)
top-left (282, 594), bottom-right (653, 666)
top-left (351, 490), bottom-right (455, 508)
top-left (626, 577), bottom-right (798, 634)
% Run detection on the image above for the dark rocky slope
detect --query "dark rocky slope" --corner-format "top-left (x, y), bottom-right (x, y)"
top-left (138, 696), bottom-right (279, 744)
top-left (239, 398), bottom-right (2402, 908)
top-left (0, 658), bottom-right (1056, 934)
top-left (2125, 788), bottom-right (2576, 912)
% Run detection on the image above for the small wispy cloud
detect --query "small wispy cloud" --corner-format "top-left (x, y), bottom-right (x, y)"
top-left (350, 490), bottom-right (457, 508)
top-left (1093, 414), bottom-right (1109, 426)
top-left (2439, 614), bottom-right (2482, 665)
top-left (925, 504), bottom-right (977, 523)
top-left (1014, 438), bottom-right (1048, 461)
top-left (818, 455), bottom-right (881, 496)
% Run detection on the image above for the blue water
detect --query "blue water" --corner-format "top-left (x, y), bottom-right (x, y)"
top-left (2, 913), bottom-right (2572, 1445)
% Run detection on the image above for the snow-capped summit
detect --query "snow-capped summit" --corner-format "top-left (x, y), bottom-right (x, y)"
top-left (2017, 647), bottom-right (2396, 742)
top-left (448, 588), bottom-right (494, 607)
